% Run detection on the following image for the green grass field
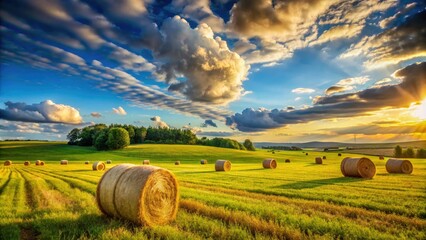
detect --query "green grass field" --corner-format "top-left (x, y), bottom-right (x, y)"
top-left (1, 141), bottom-right (425, 239)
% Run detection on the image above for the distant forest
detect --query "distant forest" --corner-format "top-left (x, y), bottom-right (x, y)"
top-left (67, 124), bottom-right (255, 151)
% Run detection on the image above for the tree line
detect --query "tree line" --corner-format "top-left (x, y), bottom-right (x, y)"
top-left (394, 145), bottom-right (426, 158)
top-left (66, 124), bottom-right (255, 151)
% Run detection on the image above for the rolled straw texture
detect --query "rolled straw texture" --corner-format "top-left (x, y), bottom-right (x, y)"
top-left (263, 159), bottom-right (277, 169)
top-left (340, 157), bottom-right (376, 178)
top-left (96, 164), bottom-right (179, 226)
top-left (315, 157), bottom-right (323, 164)
top-left (215, 160), bottom-right (231, 172)
top-left (92, 161), bottom-right (106, 171)
top-left (386, 159), bottom-right (413, 174)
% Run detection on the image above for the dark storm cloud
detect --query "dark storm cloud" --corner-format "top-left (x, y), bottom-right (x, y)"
top-left (201, 120), bottom-right (218, 128)
top-left (227, 62), bottom-right (426, 132)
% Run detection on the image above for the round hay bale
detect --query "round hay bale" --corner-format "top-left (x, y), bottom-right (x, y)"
top-left (40, 161), bottom-right (45, 166)
top-left (322, 156), bottom-right (326, 160)
top-left (174, 161), bottom-right (180, 165)
top-left (60, 160), bottom-right (68, 165)
top-left (340, 157), bottom-right (376, 178)
top-left (285, 159), bottom-right (291, 163)
top-left (106, 160), bottom-right (112, 164)
top-left (262, 159), bottom-right (277, 169)
top-left (35, 160), bottom-right (42, 166)
top-left (379, 155), bottom-right (385, 160)
top-left (96, 164), bottom-right (179, 226)
top-left (215, 160), bottom-right (231, 172)
top-left (200, 159), bottom-right (208, 165)
top-left (315, 157), bottom-right (322, 164)
top-left (4, 160), bottom-right (12, 166)
top-left (93, 161), bottom-right (106, 171)
top-left (24, 161), bottom-right (30, 166)
top-left (305, 153), bottom-right (308, 156)
top-left (385, 159), bottom-right (413, 174)
top-left (85, 161), bottom-right (90, 165)
top-left (143, 160), bottom-right (150, 165)
top-left (338, 153), bottom-right (342, 156)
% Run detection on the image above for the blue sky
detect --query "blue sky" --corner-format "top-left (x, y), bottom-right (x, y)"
top-left (1, 0), bottom-right (425, 142)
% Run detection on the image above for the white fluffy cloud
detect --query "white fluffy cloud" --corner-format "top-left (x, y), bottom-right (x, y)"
top-left (0, 100), bottom-right (83, 124)
top-left (112, 106), bottom-right (127, 115)
top-left (150, 116), bottom-right (169, 128)
top-left (90, 112), bottom-right (102, 118)
top-left (155, 16), bottom-right (249, 105)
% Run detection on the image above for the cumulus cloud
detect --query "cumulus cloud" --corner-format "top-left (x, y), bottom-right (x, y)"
top-left (91, 112), bottom-right (102, 118)
top-left (0, 100), bottom-right (83, 124)
top-left (112, 106), bottom-right (127, 115)
top-left (201, 120), bottom-right (218, 128)
top-left (228, 0), bottom-right (337, 40)
top-left (150, 116), bottom-right (169, 128)
top-left (227, 62), bottom-right (426, 131)
top-left (378, 2), bottom-right (417, 29)
top-left (325, 76), bottom-right (370, 95)
top-left (340, 10), bottom-right (426, 67)
top-left (155, 16), bottom-right (249, 104)
top-left (292, 88), bottom-right (315, 94)
top-left (310, 23), bottom-right (364, 46)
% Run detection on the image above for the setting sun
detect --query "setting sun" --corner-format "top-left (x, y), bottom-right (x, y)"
top-left (412, 99), bottom-right (426, 120)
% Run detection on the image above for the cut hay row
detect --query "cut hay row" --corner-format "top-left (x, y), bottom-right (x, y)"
top-left (341, 157), bottom-right (376, 178)
top-left (215, 160), bottom-right (231, 172)
top-left (179, 187), bottom-right (417, 239)
top-left (97, 164), bottom-right (179, 226)
top-left (179, 181), bottom-right (426, 231)
top-left (262, 159), bottom-right (277, 169)
top-left (386, 159), bottom-right (413, 174)
top-left (92, 161), bottom-right (106, 171)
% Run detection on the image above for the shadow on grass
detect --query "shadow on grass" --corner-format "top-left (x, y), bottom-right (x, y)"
top-left (178, 170), bottom-right (217, 174)
top-left (237, 168), bottom-right (266, 172)
top-left (5, 213), bottom-right (134, 240)
top-left (304, 163), bottom-right (328, 167)
top-left (273, 177), bottom-right (364, 190)
top-left (63, 169), bottom-right (93, 173)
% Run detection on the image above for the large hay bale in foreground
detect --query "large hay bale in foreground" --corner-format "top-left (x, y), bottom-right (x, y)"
top-left (341, 157), bottom-right (376, 178)
top-left (35, 160), bottom-right (42, 166)
top-left (93, 161), bottom-right (106, 171)
top-left (106, 160), bottom-right (112, 164)
top-left (386, 159), bottom-right (413, 174)
top-left (60, 160), bottom-right (68, 165)
top-left (200, 159), bottom-right (208, 165)
top-left (96, 164), bottom-right (179, 226)
top-left (143, 160), bottom-right (150, 165)
top-left (262, 159), bottom-right (277, 169)
top-left (174, 161), bottom-right (180, 165)
top-left (24, 161), bottom-right (30, 166)
top-left (215, 160), bottom-right (231, 172)
top-left (285, 159), bottom-right (291, 163)
top-left (4, 160), bottom-right (12, 166)
top-left (315, 157), bottom-right (322, 164)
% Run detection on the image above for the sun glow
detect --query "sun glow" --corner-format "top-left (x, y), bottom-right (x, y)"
top-left (412, 99), bottom-right (426, 120)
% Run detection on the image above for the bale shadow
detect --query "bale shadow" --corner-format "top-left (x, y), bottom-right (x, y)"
top-left (237, 168), bottom-right (267, 172)
top-left (273, 177), bottom-right (363, 190)
top-left (304, 163), bottom-right (328, 167)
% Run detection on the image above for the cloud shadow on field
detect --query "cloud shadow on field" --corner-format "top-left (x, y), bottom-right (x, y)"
top-left (273, 177), bottom-right (363, 190)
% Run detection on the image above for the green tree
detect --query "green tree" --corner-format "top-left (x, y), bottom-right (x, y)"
top-left (78, 127), bottom-right (94, 146)
top-left (404, 147), bottom-right (415, 158)
top-left (106, 127), bottom-right (130, 150)
top-left (243, 139), bottom-right (256, 151)
top-left (394, 145), bottom-right (402, 158)
top-left (94, 130), bottom-right (109, 150)
top-left (416, 148), bottom-right (426, 158)
top-left (67, 128), bottom-right (81, 145)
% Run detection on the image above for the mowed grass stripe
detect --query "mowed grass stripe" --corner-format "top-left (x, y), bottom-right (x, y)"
top-left (28, 167), bottom-right (97, 195)
top-left (180, 188), bottom-right (414, 240)
top-left (180, 182), bottom-right (426, 231)
top-left (31, 166), bottom-right (101, 186)
top-left (0, 168), bottom-right (12, 195)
